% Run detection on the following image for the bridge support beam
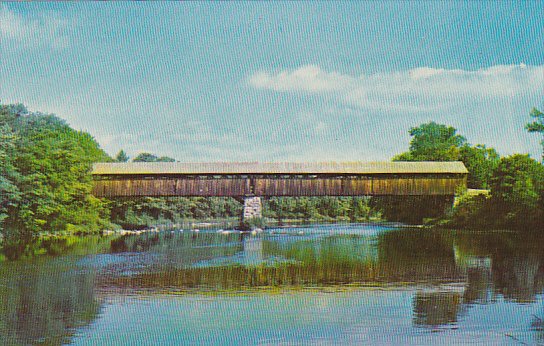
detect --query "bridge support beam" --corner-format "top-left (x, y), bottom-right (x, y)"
top-left (242, 196), bottom-right (263, 220)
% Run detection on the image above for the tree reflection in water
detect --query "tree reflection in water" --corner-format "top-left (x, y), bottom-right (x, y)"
top-left (108, 228), bottom-right (544, 334)
top-left (413, 291), bottom-right (463, 327)
top-left (0, 258), bottom-right (100, 345)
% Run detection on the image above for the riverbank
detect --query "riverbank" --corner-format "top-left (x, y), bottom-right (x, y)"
top-left (3, 211), bottom-right (537, 262)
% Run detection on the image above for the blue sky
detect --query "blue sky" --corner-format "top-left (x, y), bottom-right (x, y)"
top-left (1, 2), bottom-right (543, 161)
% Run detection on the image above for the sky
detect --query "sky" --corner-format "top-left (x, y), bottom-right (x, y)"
top-left (1, 2), bottom-right (543, 162)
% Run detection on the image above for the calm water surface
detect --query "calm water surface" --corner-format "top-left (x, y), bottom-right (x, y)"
top-left (1, 224), bottom-right (543, 345)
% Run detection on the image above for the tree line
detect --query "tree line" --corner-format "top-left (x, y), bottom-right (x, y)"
top-left (1, 102), bottom-right (543, 257)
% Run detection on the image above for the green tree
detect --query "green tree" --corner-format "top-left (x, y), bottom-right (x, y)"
top-left (133, 152), bottom-right (176, 162)
top-left (157, 156), bottom-right (176, 162)
top-left (0, 123), bottom-right (20, 229)
top-left (459, 144), bottom-right (500, 189)
top-left (489, 154), bottom-right (544, 229)
top-left (526, 107), bottom-right (544, 162)
top-left (133, 153), bottom-right (158, 162)
top-left (1, 103), bottom-right (112, 256)
top-left (108, 196), bottom-right (243, 229)
top-left (115, 150), bottom-right (129, 162)
top-left (394, 122), bottom-right (466, 161)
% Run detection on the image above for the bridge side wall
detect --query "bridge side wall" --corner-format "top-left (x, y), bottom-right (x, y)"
top-left (92, 174), bottom-right (466, 198)
top-left (92, 177), bottom-right (252, 198)
top-left (253, 176), bottom-right (464, 196)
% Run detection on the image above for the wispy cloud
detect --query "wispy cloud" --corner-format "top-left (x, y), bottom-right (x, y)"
top-left (249, 64), bottom-right (544, 113)
top-left (248, 65), bottom-right (355, 93)
top-left (0, 6), bottom-right (72, 49)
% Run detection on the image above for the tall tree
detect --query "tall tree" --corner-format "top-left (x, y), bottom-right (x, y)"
top-left (393, 122), bottom-right (466, 161)
top-left (115, 150), bottom-right (129, 162)
top-left (526, 107), bottom-right (544, 162)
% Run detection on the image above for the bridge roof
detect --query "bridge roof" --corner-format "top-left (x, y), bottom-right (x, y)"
top-left (92, 161), bottom-right (468, 175)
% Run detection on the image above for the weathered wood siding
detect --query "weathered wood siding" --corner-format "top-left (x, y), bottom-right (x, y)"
top-left (92, 174), bottom-right (466, 197)
top-left (253, 177), bottom-right (344, 196)
top-left (368, 176), bottom-right (464, 195)
top-left (92, 177), bottom-right (251, 197)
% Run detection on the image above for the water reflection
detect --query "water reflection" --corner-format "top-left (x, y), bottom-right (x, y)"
top-left (454, 231), bottom-right (544, 304)
top-left (95, 227), bottom-right (544, 304)
top-left (377, 230), bottom-right (461, 282)
top-left (97, 228), bottom-right (468, 291)
top-left (531, 312), bottom-right (544, 342)
top-left (242, 237), bottom-right (263, 264)
top-left (96, 226), bottom-right (544, 340)
top-left (0, 258), bottom-right (100, 345)
top-left (1, 225), bottom-right (543, 344)
top-left (413, 291), bottom-right (463, 327)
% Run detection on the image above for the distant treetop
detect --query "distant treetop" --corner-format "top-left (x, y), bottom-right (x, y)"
top-left (133, 152), bottom-right (176, 162)
top-left (115, 150), bottom-right (129, 162)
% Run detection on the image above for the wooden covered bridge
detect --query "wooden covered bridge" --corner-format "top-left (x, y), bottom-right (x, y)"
top-left (91, 161), bottom-right (468, 221)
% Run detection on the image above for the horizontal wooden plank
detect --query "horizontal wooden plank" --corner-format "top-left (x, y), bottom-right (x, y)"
top-left (92, 178), bottom-right (251, 197)
top-left (92, 176), bottom-right (466, 197)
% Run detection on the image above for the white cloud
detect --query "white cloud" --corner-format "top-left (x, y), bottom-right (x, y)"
top-left (247, 64), bottom-right (544, 159)
top-left (249, 65), bottom-right (355, 93)
top-left (249, 64), bottom-right (544, 113)
top-left (0, 6), bottom-right (71, 49)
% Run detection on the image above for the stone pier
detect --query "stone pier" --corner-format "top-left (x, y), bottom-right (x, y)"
top-left (243, 196), bottom-right (262, 220)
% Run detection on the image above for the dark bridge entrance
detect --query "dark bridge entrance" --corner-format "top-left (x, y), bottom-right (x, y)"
top-left (91, 161), bottom-right (468, 222)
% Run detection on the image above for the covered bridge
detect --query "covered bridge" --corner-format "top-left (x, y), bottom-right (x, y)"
top-left (91, 161), bottom-right (468, 198)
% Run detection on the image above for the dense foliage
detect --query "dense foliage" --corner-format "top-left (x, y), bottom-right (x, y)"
top-left (0, 104), bottom-right (113, 256)
top-left (264, 196), bottom-right (379, 223)
top-left (370, 196), bottom-right (454, 224)
top-left (488, 155), bottom-right (542, 228)
top-left (108, 197), bottom-right (243, 229)
top-left (393, 122), bottom-right (467, 161)
top-left (449, 154), bottom-right (544, 230)
top-left (115, 150), bottom-right (129, 162)
top-left (458, 144), bottom-right (500, 189)
top-left (108, 196), bottom-right (380, 230)
top-left (0, 123), bottom-right (20, 228)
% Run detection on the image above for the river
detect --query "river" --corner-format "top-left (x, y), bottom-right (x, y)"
top-left (1, 224), bottom-right (543, 345)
